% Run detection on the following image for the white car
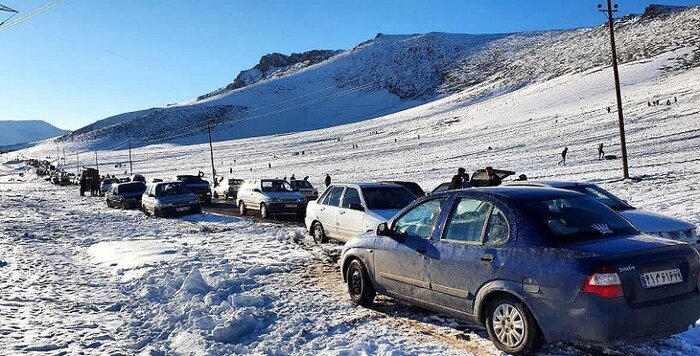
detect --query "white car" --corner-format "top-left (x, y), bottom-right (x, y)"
top-left (236, 179), bottom-right (306, 218)
top-left (212, 178), bottom-right (245, 200)
top-left (141, 181), bottom-right (201, 218)
top-left (305, 183), bottom-right (416, 244)
top-left (507, 181), bottom-right (698, 246)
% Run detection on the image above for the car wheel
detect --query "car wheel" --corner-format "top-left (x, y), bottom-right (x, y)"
top-left (312, 221), bottom-right (328, 244)
top-left (485, 296), bottom-right (542, 355)
top-left (213, 191), bottom-right (219, 199)
top-left (239, 201), bottom-right (246, 215)
top-left (260, 203), bottom-right (269, 219)
top-left (346, 259), bottom-right (375, 307)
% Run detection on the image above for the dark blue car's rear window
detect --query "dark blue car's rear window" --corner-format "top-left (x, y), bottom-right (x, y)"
top-left (525, 196), bottom-right (637, 242)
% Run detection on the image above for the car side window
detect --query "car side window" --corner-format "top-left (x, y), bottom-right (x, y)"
top-left (484, 206), bottom-right (509, 245)
top-left (341, 188), bottom-right (361, 209)
top-left (322, 186), bottom-right (345, 207)
top-left (443, 198), bottom-right (492, 243)
top-left (393, 199), bottom-right (446, 239)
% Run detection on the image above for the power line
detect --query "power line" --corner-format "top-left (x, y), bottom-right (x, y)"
top-left (0, 0), bottom-right (65, 32)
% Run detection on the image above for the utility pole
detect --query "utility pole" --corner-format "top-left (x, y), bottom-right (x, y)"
top-left (56, 145), bottom-right (60, 170)
top-left (599, 0), bottom-right (630, 179)
top-left (62, 148), bottom-right (65, 172)
top-left (76, 152), bottom-right (79, 174)
top-left (95, 151), bottom-right (99, 171)
top-left (128, 139), bottom-right (133, 175)
top-left (207, 124), bottom-right (217, 187)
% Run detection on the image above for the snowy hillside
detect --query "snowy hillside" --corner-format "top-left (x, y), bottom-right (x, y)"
top-left (0, 120), bottom-right (68, 148)
top-left (50, 5), bottom-right (700, 152)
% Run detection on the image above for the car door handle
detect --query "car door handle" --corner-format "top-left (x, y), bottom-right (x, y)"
top-left (481, 254), bottom-right (494, 262)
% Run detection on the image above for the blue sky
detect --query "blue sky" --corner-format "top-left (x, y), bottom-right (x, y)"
top-left (1, 0), bottom-right (698, 130)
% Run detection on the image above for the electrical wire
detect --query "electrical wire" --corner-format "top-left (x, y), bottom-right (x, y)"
top-left (0, 0), bottom-right (64, 31)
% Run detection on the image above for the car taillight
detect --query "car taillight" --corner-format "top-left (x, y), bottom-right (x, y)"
top-left (582, 265), bottom-right (623, 298)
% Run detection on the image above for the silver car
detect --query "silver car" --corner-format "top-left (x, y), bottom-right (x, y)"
top-left (236, 179), bottom-right (306, 219)
top-left (507, 181), bottom-right (698, 246)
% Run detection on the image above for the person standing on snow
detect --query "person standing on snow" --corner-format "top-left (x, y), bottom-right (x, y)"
top-left (598, 143), bottom-right (605, 160)
top-left (558, 147), bottom-right (568, 166)
top-left (450, 168), bottom-right (469, 190)
top-left (325, 174), bottom-right (332, 188)
top-left (485, 166), bottom-right (501, 186)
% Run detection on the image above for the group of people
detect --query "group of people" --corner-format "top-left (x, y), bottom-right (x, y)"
top-left (648, 97), bottom-right (677, 107)
top-left (449, 166), bottom-right (505, 190)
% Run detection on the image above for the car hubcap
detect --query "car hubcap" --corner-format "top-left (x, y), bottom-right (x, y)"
top-left (350, 268), bottom-right (362, 295)
top-left (493, 303), bottom-right (525, 347)
top-left (314, 225), bottom-right (323, 242)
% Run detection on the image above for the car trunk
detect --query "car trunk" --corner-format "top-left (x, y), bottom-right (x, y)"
top-left (470, 169), bottom-right (514, 187)
top-left (568, 235), bottom-right (700, 304)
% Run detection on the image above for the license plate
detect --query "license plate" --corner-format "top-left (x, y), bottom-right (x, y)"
top-left (640, 268), bottom-right (683, 288)
top-left (176, 206), bottom-right (190, 212)
top-left (284, 204), bottom-right (297, 208)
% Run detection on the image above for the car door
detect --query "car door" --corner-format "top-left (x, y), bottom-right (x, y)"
top-left (374, 198), bottom-right (447, 303)
top-left (316, 186), bottom-right (345, 238)
top-left (336, 187), bottom-right (366, 240)
top-left (427, 197), bottom-right (511, 314)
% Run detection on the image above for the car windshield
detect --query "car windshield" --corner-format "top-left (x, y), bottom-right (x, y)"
top-left (118, 183), bottom-right (146, 194)
top-left (178, 176), bottom-right (205, 184)
top-left (262, 180), bottom-right (293, 192)
top-left (290, 180), bottom-right (313, 189)
top-left (525, 196), bottom-right (638, 243)
top-left (564, 185), bottom-right (634, 211)
top-left (156, 183), bottom-right (190, 196)
top-left (363, 187), bottom-right (416, 210)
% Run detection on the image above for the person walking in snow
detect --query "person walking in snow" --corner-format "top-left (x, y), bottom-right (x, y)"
top-left (598, 143), bottom-right (605, 160)
top-left (607, 107), bottom-right (611, 113)
top-left (325, 174), bottom-right (332, 188)
top-left (450, 168), bottom-right (469, 190)
top-left (674, 96), bottom-right (677, 103)
top-left (648, 101), bottom-right (651, 107)
top-left (558, 147), bottom-right (568, 166)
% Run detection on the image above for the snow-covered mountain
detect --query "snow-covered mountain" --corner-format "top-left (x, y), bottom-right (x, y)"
top-left (0, 120), bottom-right (69, 150)
top-left (55, 4), bottom-right (699, 151)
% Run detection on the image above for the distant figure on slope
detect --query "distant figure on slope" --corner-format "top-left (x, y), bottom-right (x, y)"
top-left (674, 96), bottom-right (678, 103)
top-left (607, 107), bottom-right (611, 113)
top-left (450, 167), bottom-right (469, 190)
top-left (268, 163), bottom-right (271, 168)
top-left (648, 101), bottom-right (651, 107)
top-left (598, 143), bottom-right (605, 160)
top-left (325, 174), bottom-right (332, 188)
top-left (558, 147), bottom-right (568, 166)
top-left (290, 174), bottom-right (295, 180)
top-left (229, 167), bottom-right (232, 174)
top-left (666, 99), bottom-right (671, 105)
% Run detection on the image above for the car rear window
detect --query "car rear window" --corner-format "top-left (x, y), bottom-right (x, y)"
top-left (262, 180), bottom-right (293, 192)
top-left (156, 183), bottom-right (190, 196)
top-left (525, 196), bottom-right (637, 242)
top-left (564, 185), bottom-right (633, 211)
top-left (291, 180), bottom-right (313, 189)
top-left (118, 183), bottom-right (146, 194)
top-left (363, 187), bottom-right (416, 210)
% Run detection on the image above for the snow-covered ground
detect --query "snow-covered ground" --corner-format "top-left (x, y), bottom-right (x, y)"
top-left (3, 46), bottom-right (700, 354)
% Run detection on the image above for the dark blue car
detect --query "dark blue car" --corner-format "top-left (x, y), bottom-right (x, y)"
top-left (340, 187), bottom-right (700, 354)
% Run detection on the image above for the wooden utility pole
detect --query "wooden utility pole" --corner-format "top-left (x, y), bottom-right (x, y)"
top-left (76, 152), bottom-right (79, 174)
top-left (128, 139), bottom-right (133, 175)
top-left (207, 124), bottom-right (217, 187)
top-left (599, 0), bottom-right (630, 179)
top-left (95, 151), bottom-right (99, 170)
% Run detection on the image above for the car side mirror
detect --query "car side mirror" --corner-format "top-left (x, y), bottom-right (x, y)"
top-left (376, 222), bottom-right (392, 236)
top-left (253, 188), bottom-right (261, 193)
top-left (349, 203), bottom-right (364, 211)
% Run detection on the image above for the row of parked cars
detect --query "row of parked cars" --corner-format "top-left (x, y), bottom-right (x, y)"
top-left (97, 169), bottom-right (700, 354)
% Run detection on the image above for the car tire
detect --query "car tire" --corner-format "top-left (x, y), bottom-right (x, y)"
top-left (311, 221), bottom-right (328, 244)
top-left (346, 259), bottom-right (375, 307)
top-left (485, 296), bottom-right (543, 355)
top-left (213, 191), bottom-right (219, 199)
top-left (239, 201), bottom-right (246, 215)
top-left (260, 203), bottom-right (269, 219)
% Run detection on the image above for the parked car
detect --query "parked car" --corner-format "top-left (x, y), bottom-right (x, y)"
top-left (290, 179), bottom-right (319, 201)
top-left (237, 179), bottom-right (306, 218)
top-left (105, 182), bottom-right (147, 209)
top-left (506, 181), bottom-right (698, 246)
top-left (212, 178), bottom-right (245, 200)
top-left (430, 169), bottom-right (515, 194)
top-left (176, 175), bottom-right (212, 204)
top-left (131, 174), bottom-right (146, 183)
top-left (305, 183), bottom-right (416, 244)
top-left (379, 180), bottom-right (425, 197)
top-left (100, 178), bottom-right (119, 195)
top-left (340, 186), bottom-right (700, 354)
top-left (141, 181), bottom-right (201, 217)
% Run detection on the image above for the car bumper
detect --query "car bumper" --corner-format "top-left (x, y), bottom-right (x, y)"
top-left (122, 199), bottom-right (141, 209)
top-left (540, 291), bottom-right (700, 344)
top-left (267, 202), bottom-right (307, 215)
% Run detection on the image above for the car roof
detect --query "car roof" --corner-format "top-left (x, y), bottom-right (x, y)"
top-left (429, 186), bottom-right (584, 200)
top-left (331, 182), bottom-right (404, 189)
top-left (505, 180), bottom-right (589, 188)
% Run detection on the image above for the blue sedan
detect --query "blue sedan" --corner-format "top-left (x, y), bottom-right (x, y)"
top-left (340, 187), bottom-right (700, 355)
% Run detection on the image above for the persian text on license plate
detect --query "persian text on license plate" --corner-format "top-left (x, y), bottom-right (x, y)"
top-left (640, 268), bottom-right (683, 288)
top-left (176, 206), bottom-right (190, 212)
top-left (284, 204), bottom-right (297, 208)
